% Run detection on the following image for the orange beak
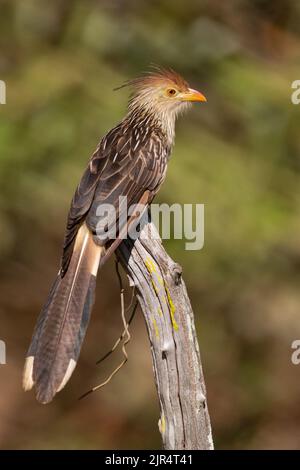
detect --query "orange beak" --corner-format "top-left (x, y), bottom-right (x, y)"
top-left (180, 88), bottom-right (207, 103)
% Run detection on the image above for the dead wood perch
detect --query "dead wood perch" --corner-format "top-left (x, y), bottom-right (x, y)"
top-left (117, 213), bottom-right (213, 450)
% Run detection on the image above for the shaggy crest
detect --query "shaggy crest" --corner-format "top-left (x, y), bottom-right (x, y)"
top-left (119, 66), bottom-right (190, 94)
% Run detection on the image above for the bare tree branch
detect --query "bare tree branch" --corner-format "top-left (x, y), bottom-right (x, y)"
top-left (117, 214), bottom-right (213, 450)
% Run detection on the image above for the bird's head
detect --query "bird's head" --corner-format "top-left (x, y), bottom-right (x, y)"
top-left (118, 67), bottom-right (206, 141)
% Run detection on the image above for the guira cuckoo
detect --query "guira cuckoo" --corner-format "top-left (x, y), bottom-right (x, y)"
top-left (23, 67), bottom-right (206, 403)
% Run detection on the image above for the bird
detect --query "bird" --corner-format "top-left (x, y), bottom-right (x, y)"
top-left (23, 67), bottom-right (206, 404)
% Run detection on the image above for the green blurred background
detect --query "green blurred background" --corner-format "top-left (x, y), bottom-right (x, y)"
top-left (0, 0), bottom-right (300, 449)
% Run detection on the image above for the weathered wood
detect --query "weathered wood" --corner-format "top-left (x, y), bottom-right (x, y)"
top-left (117, 214), bottom-right (213, 450)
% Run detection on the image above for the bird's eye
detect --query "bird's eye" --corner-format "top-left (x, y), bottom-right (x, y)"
top-left (167, 88), bottom-right (177, 97)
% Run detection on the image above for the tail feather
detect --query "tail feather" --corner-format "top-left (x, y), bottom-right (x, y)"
top-left (23, 224), bottom-right (103, 404)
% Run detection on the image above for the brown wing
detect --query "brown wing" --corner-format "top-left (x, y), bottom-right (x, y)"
top-left (61, 123), bottom-right (169, 274)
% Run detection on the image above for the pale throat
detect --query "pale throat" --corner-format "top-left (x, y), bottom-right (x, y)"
top-left (128, 91), bottom-right (190, 146)
top-left (127, 103), bottom-right (177, 146)
top-left (156, 109), bottom-right (176, 145)
top-left (154, 101), bottom-right (190, 145)
top-left (144, 99), bottom-right (190, 146)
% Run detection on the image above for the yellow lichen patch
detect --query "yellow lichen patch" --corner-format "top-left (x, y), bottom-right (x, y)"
top-left (145, 258), bottom-right (164, 296)
top-left (166, 287), bottom-right (179, 331)
top-left (152, 316), bottom-right (159, 338)
top-left (158, 307), bottom-right (163, 317)
top-left (159, 414), bottom-right (166, 434)
top-left (145, 257), bottom-right (157, 274)
top-left (151, 278), bottom-right (159, 295)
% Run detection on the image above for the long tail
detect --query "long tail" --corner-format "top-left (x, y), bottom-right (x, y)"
top-left (23, 224), bottom-right (103, 404)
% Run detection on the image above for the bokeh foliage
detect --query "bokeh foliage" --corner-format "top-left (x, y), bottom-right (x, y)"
top-left (0, 0), bottom-right (300, 449)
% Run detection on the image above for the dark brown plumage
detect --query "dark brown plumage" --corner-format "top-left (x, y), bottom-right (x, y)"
top-left (23, 67), bottom-right (206, 403)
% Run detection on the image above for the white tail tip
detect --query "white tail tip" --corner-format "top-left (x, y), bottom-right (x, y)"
top-left (57, 359), bottom-right (77, 393)
top-left (23, 356), bottom-right (35, 391)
